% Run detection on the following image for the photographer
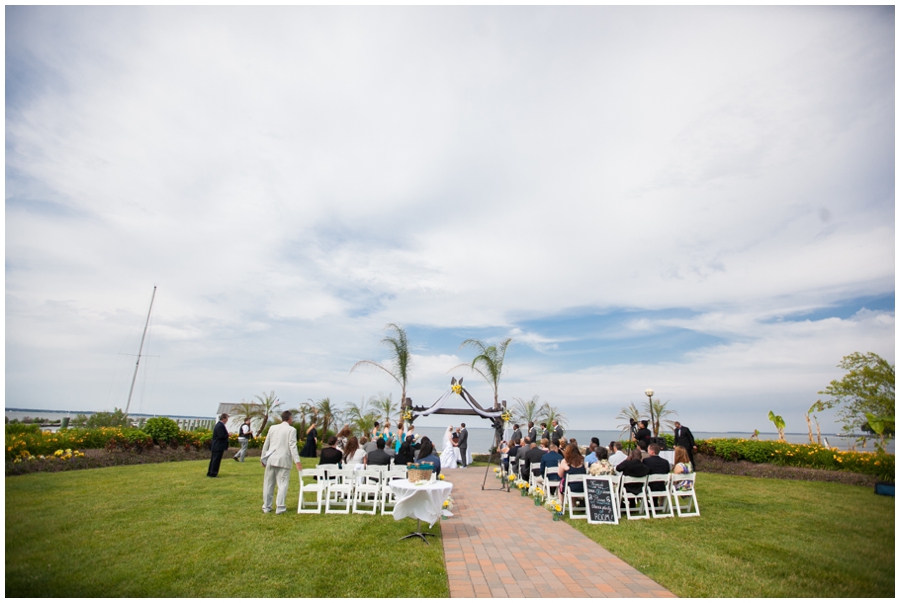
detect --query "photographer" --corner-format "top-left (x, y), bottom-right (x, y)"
top-left (632, 419), bottom-right (652, 446)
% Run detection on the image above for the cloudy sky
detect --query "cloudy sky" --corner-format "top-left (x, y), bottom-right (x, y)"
top-left (6, 6), bottom-right (894, 433)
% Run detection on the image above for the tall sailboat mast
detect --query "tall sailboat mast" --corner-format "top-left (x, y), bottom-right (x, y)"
top-left (124, 286), bottom-right (157, 417)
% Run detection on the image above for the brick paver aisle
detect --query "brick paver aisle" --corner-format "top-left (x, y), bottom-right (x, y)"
top-left (439, 467), bottom-right (675, 598)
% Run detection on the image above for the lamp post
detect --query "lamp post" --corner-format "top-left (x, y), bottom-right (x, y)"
top-left (645, 388), bottom-right (655, 437)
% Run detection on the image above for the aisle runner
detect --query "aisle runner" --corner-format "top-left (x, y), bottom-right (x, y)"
top-left (439, 468), bottom-right (675, 598)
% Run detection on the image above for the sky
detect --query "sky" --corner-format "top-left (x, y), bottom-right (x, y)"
top-left (5, 6), bottom-right (895, 433)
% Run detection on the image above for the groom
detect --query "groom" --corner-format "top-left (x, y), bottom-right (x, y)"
top-left (458, 423), bottom-right (468, 468)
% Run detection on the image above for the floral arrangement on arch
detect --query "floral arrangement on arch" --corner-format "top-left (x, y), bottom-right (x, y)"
top-left (451, 383), bottom-right (463, 395)
top-left (401, 409), bottom-right (413, 422)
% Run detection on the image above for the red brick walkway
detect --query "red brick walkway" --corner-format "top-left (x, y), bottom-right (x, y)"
top-left (439, 467), bottom-right (675, 598)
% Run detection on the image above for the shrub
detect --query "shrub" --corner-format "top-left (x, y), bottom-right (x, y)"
top-left (698, 438), bottom-right (895, 482)
top-left (6, 423), bottom-right (41, 435)
top-left (143, 417), bottom-right (180, 446)
top-left (85, 408), bottom-right (131, 428)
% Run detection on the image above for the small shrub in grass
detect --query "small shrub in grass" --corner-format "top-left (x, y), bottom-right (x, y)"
top-left (143, 417), bottom-right (180, 446)
top-left (698, 438), bottom-right (895, 482)
top-left (5, 423), bottom-right (41, 436)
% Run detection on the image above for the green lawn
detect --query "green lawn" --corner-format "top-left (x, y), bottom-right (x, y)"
top-left (568, 472), bottom-right (895, 597)
top-left (6, 459), bottom-right (449, 597)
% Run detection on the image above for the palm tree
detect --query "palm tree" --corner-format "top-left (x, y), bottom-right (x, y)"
top-left (615, 402), bottom-right (642, 438)
top-left (314, 397), bottom-right (338, 438)
top-left (229, 399), bottom-right (261, 432)
top-left (646, 398), bottom-right (677, 437)
top-left (343, 399), bottom-right (379, 437)
top-left (454, 338), bottom-right (513, 409)
top-left (513, 395), bottom-right (547, 426)
top-left (252, 391), bottom-right (283, 437)
top-left (539, 402), bottom-right (567, 431)
top-left (370, 393), bottom-right (398, 425)
top-left (351, 323), bottom-right (412, 407)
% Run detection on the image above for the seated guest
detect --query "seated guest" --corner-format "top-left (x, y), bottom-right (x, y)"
top-left (672, 446), bottom-right (694, 490)
top-left (506, 440), bottom-right (521, 475)
top-left (335, 425), bottom-right (352, 451)
top-left (523, 440), bottom-right (546, 477)
top-left (364, 437), bottom-right (392, 467)
top-left (558, 437), bottom-right (568, 452)
top-left (515, 438), bottom-right (530, 479)
top-left (608, 441), bottom-right (627, 467)
top-left (498, 440), bottom-right (511, 472)
top-left (591, 437), bottom-right (601, 449)
top-left (584, 443), bottom-right (599, 467)
top-left (637, 440), bottom-right (650, 460)
top-left (319, 436), bottom-right (343, 466)
top-left (588, 447), bottom-right (616, 476)
top-left (362, 436), bottom-right (377, 453)
top-left (539, 442), bottom-right (564, 488)
top-left (557, 443), bottom-right (587, 502)
top-left (415, 437), bottom-right (441, 475)
top-left (342, 436), bottom-right (365, 466)
top-left (540, 438), bottom-right (550, 451)
top-left (394, 436), bottom-right (416, 466)
top-left (616, 448), bottom-right (651, 495)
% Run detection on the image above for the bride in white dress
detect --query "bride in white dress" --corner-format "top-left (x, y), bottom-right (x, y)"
top-left (441, 426), bottom-right (458, 470)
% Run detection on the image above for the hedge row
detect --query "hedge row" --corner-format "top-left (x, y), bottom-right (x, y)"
top-left (697, 438), bottom-right (895, 482)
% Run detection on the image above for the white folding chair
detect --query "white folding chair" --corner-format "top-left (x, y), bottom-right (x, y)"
top-left (670, 473), bottom-right (700, 517)
top-left (380, 468), bottom-right (408, 515)
top-left (298, 467), bottom-right (329, 514)
top-left (528, 466), bottom-right (543, 499)
top-left (564, 474), bottom-right (588, 519)
top-left (352, 468), bottom-right (382, 515)
top-left (646, 473), bottom-right (674, 518)
top-left (620, 475), bottom-right (650, 520)
top-left (325, 467), bottom-right (355, 514)
top-left (543, 466), bottom-right (561, 500)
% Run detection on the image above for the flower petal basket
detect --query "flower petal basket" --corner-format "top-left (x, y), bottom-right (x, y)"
top-left (407, 463), bottom-right (434, 483)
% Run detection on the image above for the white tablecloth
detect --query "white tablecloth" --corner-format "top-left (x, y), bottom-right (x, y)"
top-left (390, 479), bottom-right (453, 528)
top-left (660, 451), bottom-right (675, 465)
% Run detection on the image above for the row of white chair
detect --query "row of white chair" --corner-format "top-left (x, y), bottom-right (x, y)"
top-left (503, 462), bottom-right (700, 521)
top-left (297, 465), bottom-right (416, 515)
top-left (561, 473), bottom-right (699, 521)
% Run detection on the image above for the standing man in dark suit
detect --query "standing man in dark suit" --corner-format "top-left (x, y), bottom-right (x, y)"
top-left (540, 422), bottom-right (550, 442)
top-left (510, 424), bottom-right (522, 445)
top-left (207, 413), bottom-right (230, 477)
top-left (458, 423), bottom-right (468, 468)
top-left (673, 421), bottom-right (698, 467)
top-left (527, 421), bottom-right (537, 443)
top-left (552, 419), bottom-right (564, 443)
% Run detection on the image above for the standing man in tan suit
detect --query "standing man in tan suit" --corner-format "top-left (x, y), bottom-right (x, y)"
top-left (260, 410), bottom-right (303, 514)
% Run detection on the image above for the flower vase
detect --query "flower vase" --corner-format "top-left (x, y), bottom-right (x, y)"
top-left (533, 497), bottom-right (541, 506)
top-left (553, 512), bottom-right (562, 521)
top-left (520, 488), bottom-right (528, 497)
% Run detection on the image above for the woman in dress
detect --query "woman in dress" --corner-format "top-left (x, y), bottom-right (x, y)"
top-left (299, 422), bottom-right (318, 457)
top-left (335, 425), bottom-right (352, 452)
top-left (342, 436), bottom-right (366, 467)
top-left (441, 426), bottom-right (458, 470)
top-left (394, 435), bottom-right (416, 466)
top-left (672, 446), bottom-right (694, 490)
top-left (587, 446), bottom-right (616, 476)
top-left (557, 443), bottom-right (587, 503)
top-left (319, 436), bottom-right (343, 466)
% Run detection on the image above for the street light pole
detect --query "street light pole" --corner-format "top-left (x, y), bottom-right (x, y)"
top-left (645, 388), bottom-right (655, 437)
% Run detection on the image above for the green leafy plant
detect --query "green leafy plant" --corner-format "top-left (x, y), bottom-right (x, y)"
top-left (143, 417), bottom-right (180, 447)
top-left (351, 323), bottom-right (413, 408)
top-left (768, 411), bottom-right (786, 441)
top-left (819, 352), bottom-right (895, 448)
top-left (454, 337), bottom-right (513, 409)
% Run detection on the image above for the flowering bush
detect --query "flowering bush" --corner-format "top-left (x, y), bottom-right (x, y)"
top-left (698, 438), bottom-right (895, 482)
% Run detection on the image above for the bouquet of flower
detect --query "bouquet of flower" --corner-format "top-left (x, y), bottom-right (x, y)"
top-left (401, 409), bottom-right (413, 421)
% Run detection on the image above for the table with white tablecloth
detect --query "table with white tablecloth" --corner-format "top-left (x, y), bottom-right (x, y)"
top-left (660, 450), bottom-right (675, 465)
top-left (391, 479), bottom-right (453, 529)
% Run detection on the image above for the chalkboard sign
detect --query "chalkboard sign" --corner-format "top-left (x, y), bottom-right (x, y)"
top-left (585, 476), bottom-right (618, 524)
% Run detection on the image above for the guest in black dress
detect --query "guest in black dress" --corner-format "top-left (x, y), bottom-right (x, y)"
top-left (394, 436), bottom-right (416, 466)
top-left (299, 423), bottom-right (318, 457)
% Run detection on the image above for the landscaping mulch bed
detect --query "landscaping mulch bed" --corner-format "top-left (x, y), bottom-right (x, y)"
top-left (695, 453), bottom-right (877, 487)
top-left (6, 446), bottom-right (261, 477)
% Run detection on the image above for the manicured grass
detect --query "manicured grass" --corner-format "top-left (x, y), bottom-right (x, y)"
top-left (6, 459), bottom-right (449, 597)
top-left (568, 473), bottom-right (894, 597)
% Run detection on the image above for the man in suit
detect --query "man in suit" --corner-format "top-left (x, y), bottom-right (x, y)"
top-left (642, 443), bottom-right (671, 492)
top-left (608, 441), bottom-right (627, 467)
top-left (364, 437), bottom-right (392, 467)
top-left (510, 424), bottom-right (522, 445)
top-left (552, 419), bottom-right (564, 442)
top-left (673, 421), bottom-right (698, 467)
top-left (515, 437), bottom-right (529, 479)
top-left (540, 422), bottom-right (550, 442)
top-left (457, 423), bottom-right (468, 468)
top-left (207, 413), bottom-right (230, 477)
top-left (527, 421), bottom-right (537, 443)
top-left (260, 410), bottom-right (303, 514)
top-left (523, 440), bottom-right (546, 479)
top-left (538, 442), bottom-right (563, 489)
